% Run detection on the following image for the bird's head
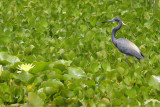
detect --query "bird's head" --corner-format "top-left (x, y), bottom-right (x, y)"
top-left (102, 17), bottom-right (126, 25)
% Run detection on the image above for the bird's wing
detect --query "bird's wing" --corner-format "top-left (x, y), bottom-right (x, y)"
top-left (116, 38), bottom-right (143, 59)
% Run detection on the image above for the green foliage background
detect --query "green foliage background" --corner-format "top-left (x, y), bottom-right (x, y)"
top-left (0, 0), bottom-right (160, 106)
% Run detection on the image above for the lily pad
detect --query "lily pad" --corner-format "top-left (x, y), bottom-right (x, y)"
top-left (0, 52), bottom-right (20, 65)
top-left (28, 92), bottom-right (44, 107)
top-left (14, 71), bottom-right (33, 82)
top-left (149, 75), bottom-right (160, 90)
top-left (64, 67), bottom-right (86, 80)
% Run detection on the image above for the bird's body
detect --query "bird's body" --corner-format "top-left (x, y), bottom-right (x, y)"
top-left (102, 17), bottom-right (144, 63)
top-left (116, 38), bottom-right (144, 60)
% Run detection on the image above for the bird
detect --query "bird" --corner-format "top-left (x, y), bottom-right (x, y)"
top-left (102, 17), bottom-right (144, 63)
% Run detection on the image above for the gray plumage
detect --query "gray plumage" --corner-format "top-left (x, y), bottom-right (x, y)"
top-left (102, 17), bottom-right (144, 62)
top-left (116, 38), bottom-right (144, 60)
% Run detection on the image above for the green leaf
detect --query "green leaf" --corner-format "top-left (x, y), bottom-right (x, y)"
top-left (45, 87), bottom-right (57, 95)
top-left (28, 92), bottom-right (44, 107)
top-left (61, 89), bottom-right (75, 98)
top-left (149, 75), bottom-right (160, 90)
top-left (90, 62), bottom-right (99, 73)
top-left (30, 62), bottom-right (50, 73)
top-left (102, 61), bottom-right (111, 71)
top-left (53, 96), bottom-right (65, 106)
top-left (86, 88), bottom-right (94, 98)
top-left (0, 82), bottom-right (10, 93)
top-left (37, 88), bottom-right (46, 100)
top-left (40, 79), bottom-right (63, 88)
top-left (64, 67), bottom-right (86, 80)
top-left (49, 60), bottom-right (72, 71)
top-left (14, 71), bottom-right (33, 82)
top-left (0, 70), bottom-right (10, 80)
top-left (127, 88), bottom-right (137, 98)
top-left (54, 60), bottom-right (72, 66)
top-left (0, 52), bottom-right (20, 65)
top-left (80, 25), bottom-right (88, 31)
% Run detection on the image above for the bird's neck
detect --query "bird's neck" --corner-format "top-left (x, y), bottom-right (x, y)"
top-left (111, 21), bottom-right (122, 46)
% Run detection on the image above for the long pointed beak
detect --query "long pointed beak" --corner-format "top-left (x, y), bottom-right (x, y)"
top-left (102, 19), bottom-right (114, 23)
top-left (122, 21), bottom-right (126, 25)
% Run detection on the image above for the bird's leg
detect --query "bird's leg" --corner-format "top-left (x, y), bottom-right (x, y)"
top-left (133, 57), bottom-right (137, 63)
top-left (125, 55), bottom-right (128, 64)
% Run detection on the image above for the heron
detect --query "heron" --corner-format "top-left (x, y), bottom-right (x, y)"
top-left (102, 17), bottom-right (144, 63)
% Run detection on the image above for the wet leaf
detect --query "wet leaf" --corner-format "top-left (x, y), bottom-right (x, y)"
top-left (0, 52), bottom-right (20, 64)
top-left (64, 67), bottom-right (86, 80)
top-left (149, 75), bottom-right (160, 90)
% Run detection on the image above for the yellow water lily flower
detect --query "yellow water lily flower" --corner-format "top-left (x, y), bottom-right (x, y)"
top-left (17, 63), bottom-right (35, 72)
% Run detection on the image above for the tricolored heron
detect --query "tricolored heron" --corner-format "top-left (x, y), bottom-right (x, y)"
top-left (102, 17), bottom-right (144, 63)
